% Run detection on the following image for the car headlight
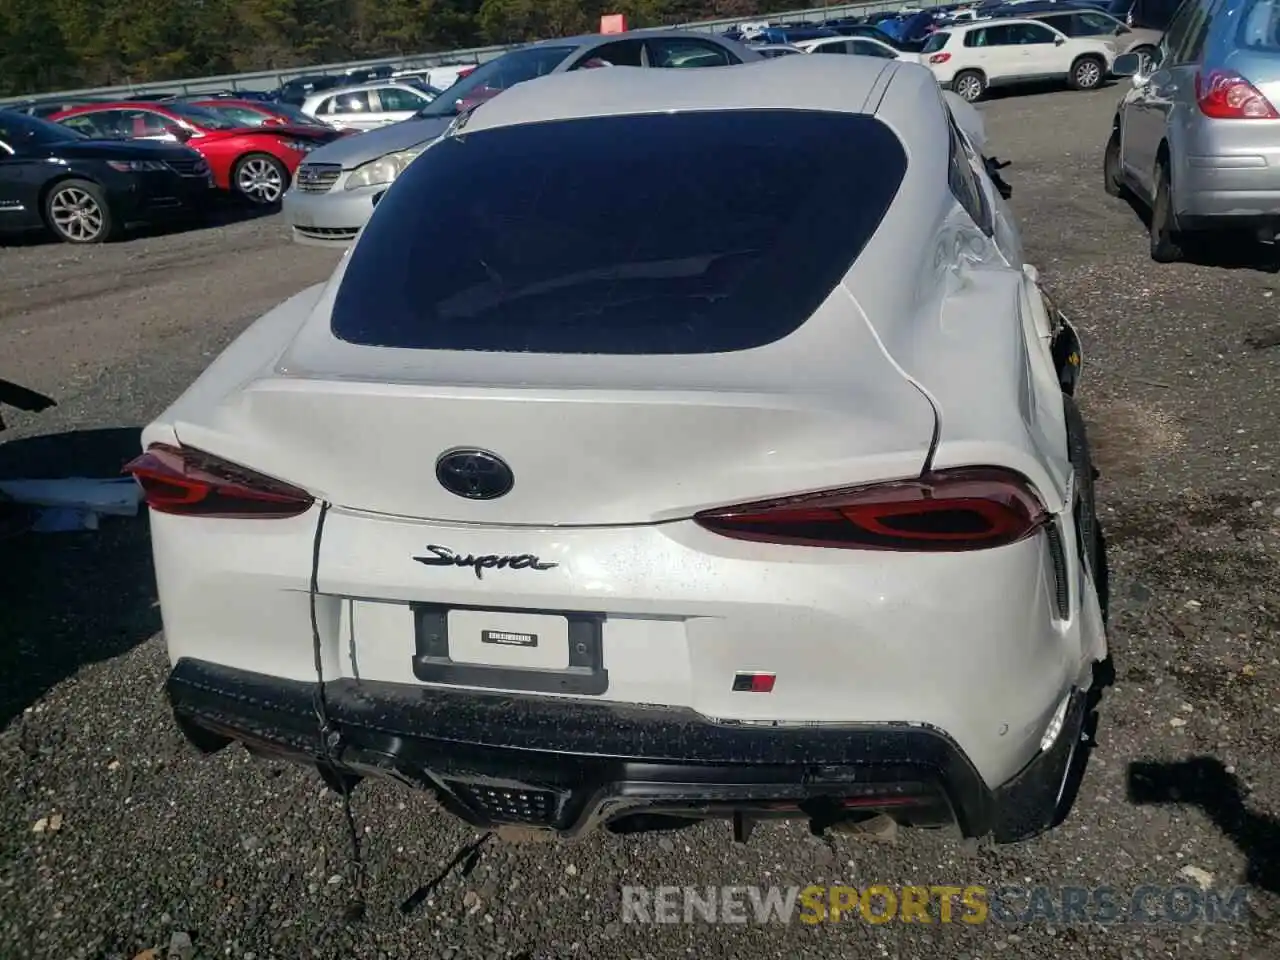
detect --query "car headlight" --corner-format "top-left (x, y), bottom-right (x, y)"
top-left (106, 160), bottom-right (169, 172)
top-left (344, 146), bottom-right (426, 190)
top-left (281, 140), bottom-right (313, 153)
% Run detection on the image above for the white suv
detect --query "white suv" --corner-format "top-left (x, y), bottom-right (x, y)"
top-left (922, 18), bottom-right (1117, 101)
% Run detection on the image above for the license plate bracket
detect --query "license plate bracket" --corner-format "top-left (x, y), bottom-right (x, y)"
top-left (412, 602), bottom-right (608, 695)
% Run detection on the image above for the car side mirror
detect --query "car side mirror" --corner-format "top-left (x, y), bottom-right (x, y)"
top-left (1111, 50), bottom-right (1143, 77)
top-left (166, 124), bottom-right (193, 142)
top-left (1054, 36), bottom-right (1066, 45)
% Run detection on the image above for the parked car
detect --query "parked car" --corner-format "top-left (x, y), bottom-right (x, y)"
top-left (282, 29), bottom-right (763, 246)
top-left (0, 110), bottom-right (213, 243)
top-left (1105, 0), bottom-right (1280, 261)
top-left (132, 53), bottom-right (1105, 846)
top-left (751, 43), bottom-right (806, 57)
top-left (794, 34), bottom-right (923, 60)
top-left (275, 75), bottom-right (345, 107)
top-left (827, 22), bottom-right (931, 51)
top-left (12, 96), bottom-right (114, 119)
top-left (1099, 0), bottom-right (1184, 28)
top-left (300, 81), bottom-right (442, 132)
top-left (49, 101), bottom-right (336, 206)
top-left (1020, 7), bottom-right (1163, 69)
top-left (186, 98), bottom-right (357, 136)
top-left (921, 17), bottom-right (1118, 99)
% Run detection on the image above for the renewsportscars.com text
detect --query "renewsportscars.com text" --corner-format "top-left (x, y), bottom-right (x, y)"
top-left (619, 884), bottom-right (1250, 925)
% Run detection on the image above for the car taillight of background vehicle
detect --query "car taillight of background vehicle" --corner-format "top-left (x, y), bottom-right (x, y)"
top-left (930, 53), bottom-right (951, 63)
top-left (692, 467), bottom-right (1049, 552)
top-left (1195, 70), bottom-right (1279, 120)
top-left (124, 443), bottom-right (315, 518)
top-left (456, 66), bottom-right (477, 79)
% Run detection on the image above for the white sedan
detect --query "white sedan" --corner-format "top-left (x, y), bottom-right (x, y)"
top-left (794, 34), bottom-right (921, 62)
top-left (128, 54), bottom-right (1107, 846)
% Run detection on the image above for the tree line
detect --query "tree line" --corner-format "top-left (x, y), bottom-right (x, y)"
top-left (0, 0), bottom-right (769, 98)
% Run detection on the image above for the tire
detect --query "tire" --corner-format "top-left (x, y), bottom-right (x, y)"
top-left (1149, 159), bottom-right (1184, 263)
top-left (43, 178), bottom-right (117, 244)
top-left (1103, 127), bottom-right (1124, 198)
top-left (1069, 55), bottom-right (1105, 91)
top-left (232, 152), bottom-right (288, 206)
top-left (953, 70), bottom-right (986, 103)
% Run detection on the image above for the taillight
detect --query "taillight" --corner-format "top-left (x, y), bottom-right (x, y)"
top-left (1195, 70), bottom-right (1279, 120)
top-left (123, 443), bottom-right (314, 518)
top-left (456, 66), bottom-right (477, 79)
top-left (692, 467), bottom-right (1048, 552)
top-left (929, 52), bottom-right (951, 64)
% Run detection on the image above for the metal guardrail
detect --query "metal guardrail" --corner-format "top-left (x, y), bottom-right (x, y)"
top-left (0, 0), bottom-right (941, 106)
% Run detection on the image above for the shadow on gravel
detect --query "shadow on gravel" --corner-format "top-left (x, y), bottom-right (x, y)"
top-left (0, 197), bottom-right (278, 248)
top-left (0, 426), bottom-right (159, 728)
top-left (1121, 194), bottom-right (1280, 273)
top-left (1128, 756), bottom-right (1280, 894)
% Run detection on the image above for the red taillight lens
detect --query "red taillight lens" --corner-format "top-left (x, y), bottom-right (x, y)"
top-left (1195, 70), bottom-right (1279, 120)
top-left (693, 468), bottom-right (1048, 552)
top-left (456, 66), bottom-right (477, 79)
top-left (123, 443), bottom-right (314, 518)
top-left (930, 52), bottom-right (951, 64)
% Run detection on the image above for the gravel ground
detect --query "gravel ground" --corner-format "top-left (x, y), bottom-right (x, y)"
top-left (2, 84), bottom-right (1280, 960)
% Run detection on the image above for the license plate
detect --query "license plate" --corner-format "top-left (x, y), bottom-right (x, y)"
top-left (412, 603), bottom-right (608, 695)
top-left (447, 609), bottom-right (570, 670)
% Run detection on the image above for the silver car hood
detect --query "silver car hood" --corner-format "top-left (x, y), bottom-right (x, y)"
top-left (304, 115), bottom-right (454, 169)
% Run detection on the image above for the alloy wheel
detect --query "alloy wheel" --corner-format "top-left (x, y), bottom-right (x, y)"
top-left (50, 187), bottom-right (105, 242)
top-left (1075, 60), bottom-right (1102, 89)
top-left (956, 74), bottom-right (983, 102)
top-left (237, 157), bottom-right (284, 204)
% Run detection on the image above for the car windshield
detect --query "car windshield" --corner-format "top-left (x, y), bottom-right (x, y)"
top-left (413, 45), bottom-right (578, 118)
top-left (166, 103), bottom-right (241, 130)
top-left (0, 110), bottom-right (86, 149)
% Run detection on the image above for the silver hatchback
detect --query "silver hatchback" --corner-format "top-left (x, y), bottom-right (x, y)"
top-left (1105, 0), bottom-right (1280, 261)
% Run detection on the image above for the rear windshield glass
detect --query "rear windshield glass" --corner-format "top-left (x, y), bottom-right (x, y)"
top-left (923, 31), bottom-right (951, 51)
top-left (1239, 0), bottom-right (1280, 49)
top-left (331, 110), bottom-right (907, 355)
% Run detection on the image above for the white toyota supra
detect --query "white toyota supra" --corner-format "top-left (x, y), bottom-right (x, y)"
top-left (128, 55), bottom-right (1108, 844)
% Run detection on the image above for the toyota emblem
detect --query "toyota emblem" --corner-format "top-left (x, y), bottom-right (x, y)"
top-left (435, 448), bottom-right (514, 501)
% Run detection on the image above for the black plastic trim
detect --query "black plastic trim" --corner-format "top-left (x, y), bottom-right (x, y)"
top-left (166, 658), bottom-right (1083, 841)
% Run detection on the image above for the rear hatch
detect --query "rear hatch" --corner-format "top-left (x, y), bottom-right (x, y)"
top-left (170, 106), bottom-right (937, 526)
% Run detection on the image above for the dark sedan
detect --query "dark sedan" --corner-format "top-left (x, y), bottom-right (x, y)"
top-left (0, 110), bottom-right (215, 244)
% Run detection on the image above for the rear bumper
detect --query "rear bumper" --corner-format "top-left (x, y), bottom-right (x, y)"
top-left (1178, 153), bottom-right (1280, 225)
top-left (167, 657), bottom-right (1085, 842)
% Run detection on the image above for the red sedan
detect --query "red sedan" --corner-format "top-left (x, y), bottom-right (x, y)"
top-left (185, 98), bottom-right (361, 136)
top-left (49, 101), bottom-right (343, 206)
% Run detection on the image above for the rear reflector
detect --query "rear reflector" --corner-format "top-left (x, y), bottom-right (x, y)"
top-left (694, 467), bottom-right (1048, 552)
top-left (123, 443), bottom-right (314, 518)
top-left (732, 672), bottom-right (776, 693)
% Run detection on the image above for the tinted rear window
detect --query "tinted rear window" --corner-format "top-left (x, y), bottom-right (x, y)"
top-left (331, 110), bottom-right (907, 355)
top-left (923, 30), bottom-right (952, 51)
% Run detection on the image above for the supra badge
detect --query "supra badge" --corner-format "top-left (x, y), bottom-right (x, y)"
top-left (413, 544), bottom-right (558, 580)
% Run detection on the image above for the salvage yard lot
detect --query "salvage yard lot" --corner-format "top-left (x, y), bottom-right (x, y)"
top-left (2, 84), bottom-right (1280, 960)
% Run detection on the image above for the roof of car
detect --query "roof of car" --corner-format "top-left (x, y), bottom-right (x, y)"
top-left (526, 26), bottom-right (751, 46)
top-left (453, 54), bottom-right (910, 135)
top-left (935, 15), bottom-right (1059, 27)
